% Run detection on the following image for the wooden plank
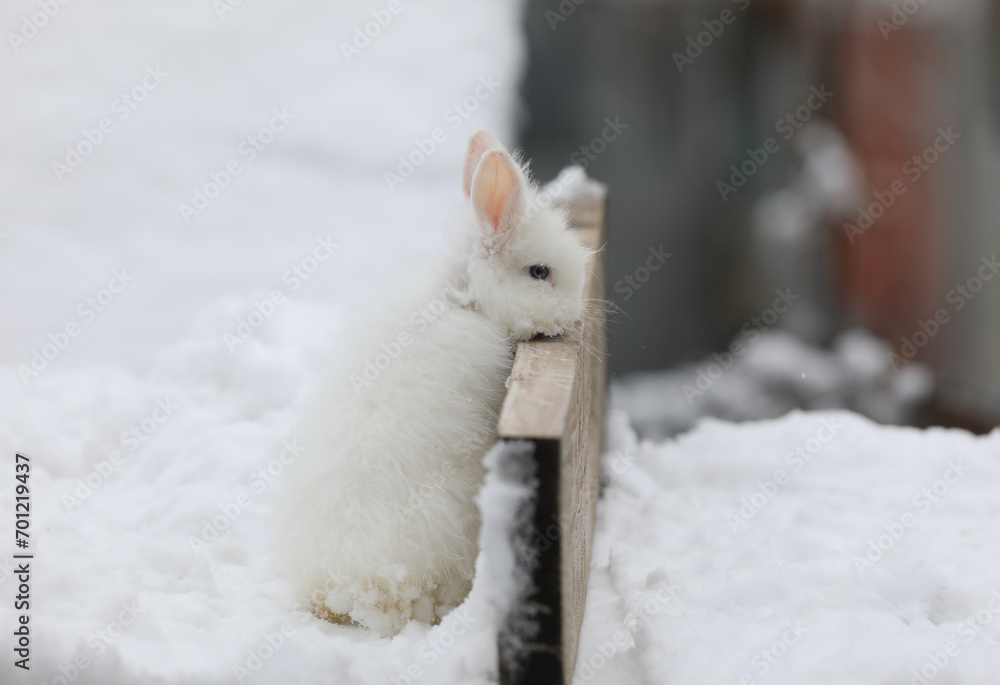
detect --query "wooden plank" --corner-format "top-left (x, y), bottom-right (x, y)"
top-left (496, 185), bottom-right (608, 685)
top-left (497, 341), bottom-right (579, 440)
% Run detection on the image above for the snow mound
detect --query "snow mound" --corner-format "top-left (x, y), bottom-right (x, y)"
top-left (613, 329), bottom-right (934, 440)
top-left (577, 409), bottom-right (1000, 684)
top-left (540, 165), bottom-right (607, 205)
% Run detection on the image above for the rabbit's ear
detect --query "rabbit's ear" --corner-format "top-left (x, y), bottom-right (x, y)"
top-left (471, 149), bottom-right (521, 251)
top-left (463, 129), bottom-right (504, 197)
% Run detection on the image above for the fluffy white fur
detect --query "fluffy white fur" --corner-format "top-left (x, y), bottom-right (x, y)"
top-left (278, 129), bottom-right (591, 636)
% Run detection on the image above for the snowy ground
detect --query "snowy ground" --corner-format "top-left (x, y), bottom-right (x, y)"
top-left (5, 1), bottom-right (1000, 684)
top-left (579, 410), bottom-right (1000, 685)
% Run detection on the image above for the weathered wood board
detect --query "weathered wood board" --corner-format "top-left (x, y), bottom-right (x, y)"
top-left (496, 188), bottom-right (608, 685)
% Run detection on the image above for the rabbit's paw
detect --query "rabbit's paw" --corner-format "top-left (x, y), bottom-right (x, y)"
top-left (311, 570), bottom-right (436, 637)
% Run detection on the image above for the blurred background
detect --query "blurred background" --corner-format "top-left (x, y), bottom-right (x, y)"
top-left (3, 0), bottom-right (998, 440)
top-left (520, 0), bottom-right (1000, 437)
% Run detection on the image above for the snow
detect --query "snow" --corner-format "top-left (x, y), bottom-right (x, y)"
top-left (612, 329), bottom-right (934, 441)
top-left (473, 441), bottom-right (539, 680)
top-left (539, 165), bottom-right (607, 207)
top-left (577, 409), bottom-right (1000, 685)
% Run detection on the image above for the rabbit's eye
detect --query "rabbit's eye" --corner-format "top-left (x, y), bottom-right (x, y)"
top-left (529, 264), bottom-right (550, 281)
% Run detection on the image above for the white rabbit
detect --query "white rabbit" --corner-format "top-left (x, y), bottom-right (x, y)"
top-left (278, 129), bottom-right (591, 636)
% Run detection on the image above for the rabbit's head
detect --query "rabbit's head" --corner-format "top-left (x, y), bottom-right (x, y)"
top-left (460, 129), bottom-right (591, 341)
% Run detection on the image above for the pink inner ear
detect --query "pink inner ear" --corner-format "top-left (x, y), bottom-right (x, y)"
top-left (472, 149), bottom-right (520, 238)
top-left (462, 129), bottom-right (503, 197)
